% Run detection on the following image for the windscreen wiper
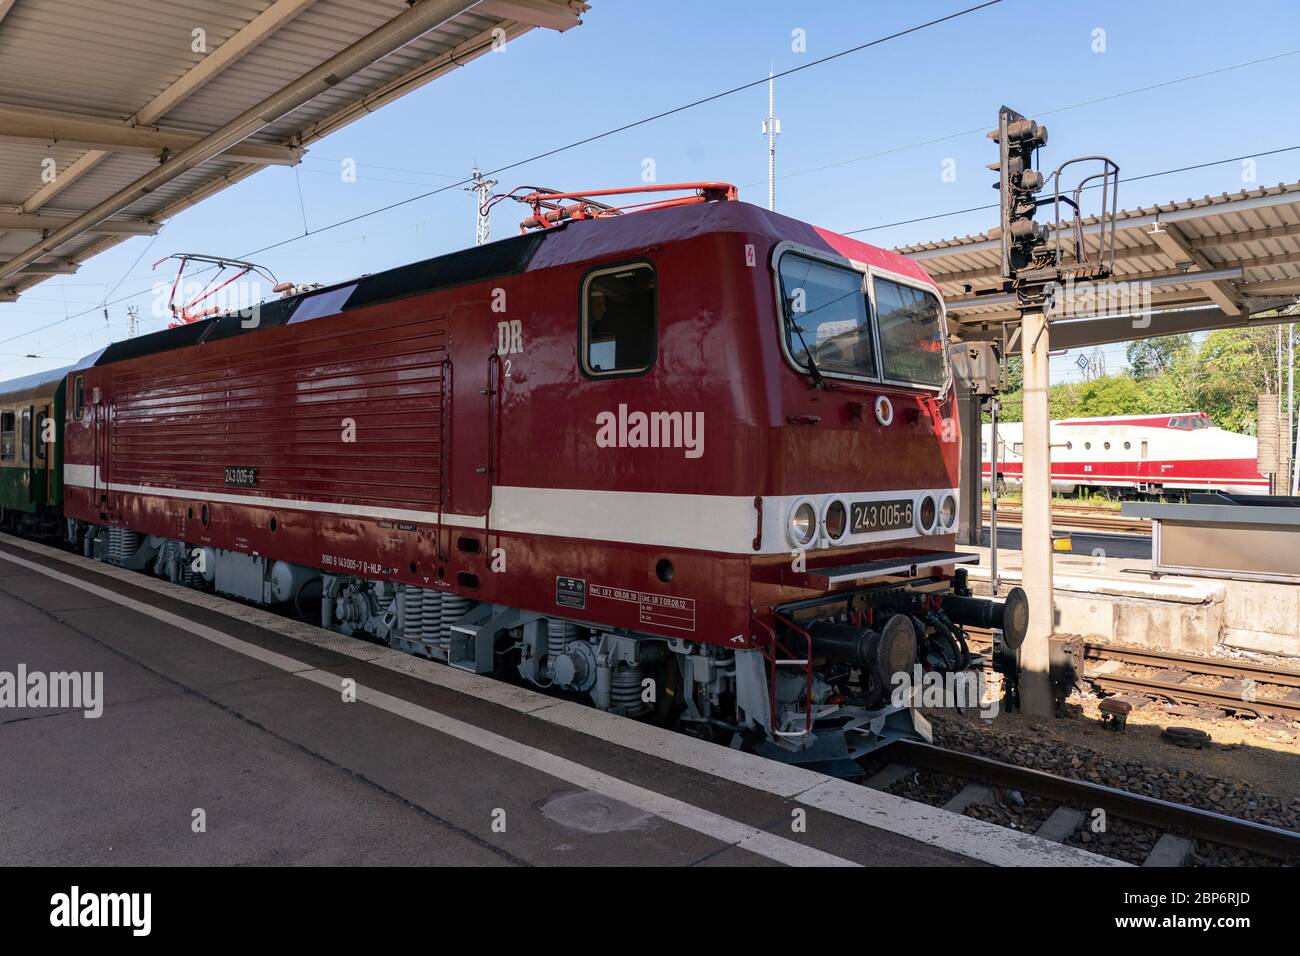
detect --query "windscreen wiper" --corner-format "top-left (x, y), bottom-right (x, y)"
top-left (784, 303), bottom-right (825, 387)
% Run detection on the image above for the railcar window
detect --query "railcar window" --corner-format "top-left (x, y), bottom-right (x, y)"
top-left (73, 376), bottom-right (85, 420)
top-left (873, 278), bottom-right (945, 387)
top-left (0, 411), bottom-right (13, 461)
top-left (20, 409), bottom-right (30, 464)
top-left (581, 263), bottom-right (656, 376)
top-left (34, 410), bottom-right (47, 462)
top-left (777, 253), bottom-right (876, 378)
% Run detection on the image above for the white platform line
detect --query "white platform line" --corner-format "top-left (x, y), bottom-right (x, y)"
top-left (0, 545), bottom-right (852, 868)
top-left (0, 534), bottom-right (1123, 867)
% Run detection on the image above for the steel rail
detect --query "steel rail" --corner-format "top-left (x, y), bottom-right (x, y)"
top-left (1085, 642), bottom-right (1300, 689)
top-left (982, 506), bottom-right (1149, 535)
top-left (1087, 672), bottom-right (1300, 720)
top-left (884, 739), bottom-right (1300, 860)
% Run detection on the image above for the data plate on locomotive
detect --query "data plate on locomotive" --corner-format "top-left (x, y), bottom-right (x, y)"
top-left (849, 498), bottom-right (914, 534)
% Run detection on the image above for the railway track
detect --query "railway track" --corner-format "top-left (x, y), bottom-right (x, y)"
top-left (963, 630), bottom-right (1300, 720)
top-left (1082, 642), bottom-right (1300, 721)
top-left (982, 504), bottom-right (1149, 535)
top-left (863, 739), bottom-right (1300, 865)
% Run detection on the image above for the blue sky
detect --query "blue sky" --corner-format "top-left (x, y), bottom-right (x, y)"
top-left (3, 0), bottom-right (1298, 383)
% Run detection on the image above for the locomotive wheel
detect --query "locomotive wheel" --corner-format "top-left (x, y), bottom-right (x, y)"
top-left (293, 578), bottom-right (323, 622)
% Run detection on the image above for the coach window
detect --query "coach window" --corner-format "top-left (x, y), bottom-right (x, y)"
top-left (20, 409), bottom-right (30, 465)
top-left (35, 410), bottom-right (47, 462)
top-left (872, 277), bottom-right (945, 388)
top-left (581, 262), bottom-right (656, 377)
top-left (778, 252), bottom-right (877, 378)
top-left (0, 411), bottom-right (14, 461)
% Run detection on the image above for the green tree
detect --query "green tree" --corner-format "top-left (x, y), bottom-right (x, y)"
top-left (1002, 354), bottom-right (1023, 394)
top-left (1185, 325), bottom-right (1295, 434)
top-left (1126, 334), bottom-right (1193, 379)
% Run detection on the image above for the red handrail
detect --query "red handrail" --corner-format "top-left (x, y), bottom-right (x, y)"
top-left (766, 611), bottom-right (815, 739)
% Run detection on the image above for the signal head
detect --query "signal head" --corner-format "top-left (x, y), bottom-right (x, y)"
top-left (1007, 118), bottom-right (1048, 149)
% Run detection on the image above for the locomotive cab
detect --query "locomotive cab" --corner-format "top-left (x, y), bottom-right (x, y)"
top-left (732, 224), bottom-right (1014, 761)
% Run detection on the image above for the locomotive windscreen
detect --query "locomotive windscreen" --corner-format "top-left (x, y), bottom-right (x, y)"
top-left (873, 277), bottom-right (945, 388)
top-left (778, 252), bottom-right (876, 378)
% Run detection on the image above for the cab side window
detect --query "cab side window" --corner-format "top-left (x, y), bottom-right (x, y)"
top-left (581, 262), bottom-right (656, 377)
top-left (73, 376), bottom-right (85, 420)
top-left (0, 411), bottom-right (14, 461)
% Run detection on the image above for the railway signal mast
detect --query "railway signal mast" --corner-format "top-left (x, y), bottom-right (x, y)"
top-left (986, 105), bottom-right (1120, 717)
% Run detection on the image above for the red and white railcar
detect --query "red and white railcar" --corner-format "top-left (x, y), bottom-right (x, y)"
top-left (982, 412), bottom-right (1268, 496)
top-left (59, 184), bottom-right (1023, 762)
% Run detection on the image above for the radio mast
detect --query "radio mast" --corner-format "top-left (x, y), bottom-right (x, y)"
top-left (761, 71), bottom-right (780, 211)
top-left (465, 167), bottom-right (498, 246)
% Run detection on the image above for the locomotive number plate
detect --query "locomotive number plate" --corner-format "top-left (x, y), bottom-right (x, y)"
top-left (224, 466), bottom-right (258, 487)
top-left (849, 498), bottom-right (913, 534)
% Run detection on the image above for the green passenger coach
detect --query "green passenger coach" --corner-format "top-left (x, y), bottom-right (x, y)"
top-left (0, 365), bottom-right (70, 535)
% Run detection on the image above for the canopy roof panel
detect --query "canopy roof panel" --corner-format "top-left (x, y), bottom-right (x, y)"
top-left (0, 0), bottom-right (589, 301)
top-left (896, 181), bottom-right (1300, 333)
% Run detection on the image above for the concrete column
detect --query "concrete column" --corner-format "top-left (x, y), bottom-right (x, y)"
top-left (1019, 310), bottom-right (1055, 716)
top-left (957, 388), bottom-right (983, 546)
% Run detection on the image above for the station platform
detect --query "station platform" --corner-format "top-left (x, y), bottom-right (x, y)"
top-left (960, 542), bottom-right (1300, 659)
top-left (0, 534), bottom-right (1119, 868)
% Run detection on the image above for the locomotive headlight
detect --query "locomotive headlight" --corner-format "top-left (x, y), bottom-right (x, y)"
top-left (917, 495), bottom-right (937, 534)
top-left (788, 500), bottom-right (818, 547)
top-left (940, 493), bottom-right (957, 530)
top-left (823, 499), bottom-right (848, 543)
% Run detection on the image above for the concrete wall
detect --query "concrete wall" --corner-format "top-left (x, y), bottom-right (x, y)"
top-left (1219, 579), bottom-right (1300, 657)
top-left (968, 562), bottom-right (1300, 658)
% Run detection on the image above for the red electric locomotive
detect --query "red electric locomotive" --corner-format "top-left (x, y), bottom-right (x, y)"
top-left (59, 183), bottom-right (1025, 766)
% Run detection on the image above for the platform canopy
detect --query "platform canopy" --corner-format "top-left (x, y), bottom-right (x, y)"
top-left (897, 181), bottom-right (1300, 348)
top-left (0, 0), bottom-right (588, 302)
